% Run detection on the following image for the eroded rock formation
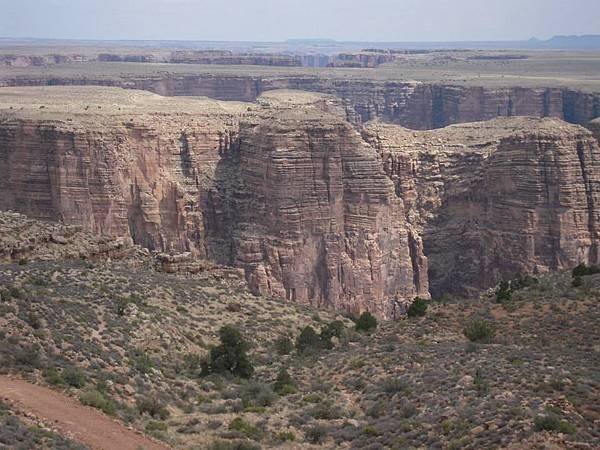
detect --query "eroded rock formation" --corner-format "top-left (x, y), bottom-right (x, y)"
top-left (365, 118), bottom-right (600, 296)
top-left (1, 86), bottom-right (599, 316)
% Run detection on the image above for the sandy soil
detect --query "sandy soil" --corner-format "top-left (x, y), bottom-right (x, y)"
top-left (0, 376), bottom-right (170, 450)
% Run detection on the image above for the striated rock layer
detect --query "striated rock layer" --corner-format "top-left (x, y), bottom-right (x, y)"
top-left (1, 86), bottom-right (599, 315)
top-left (2, 71), bottom-right (598, 129)
top-left (365, 118), bottom-right (600, 296)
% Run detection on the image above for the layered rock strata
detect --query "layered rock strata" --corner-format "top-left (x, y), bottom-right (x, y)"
top-left (1, 86), bottom-right (599, 314)
top-left (1, 71), bottom-right (598, 129)
top-left (365, 118), bottom-right (600, 296)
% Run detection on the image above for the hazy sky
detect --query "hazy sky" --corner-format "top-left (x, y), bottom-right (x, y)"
top-left (1, 0), bottom-right (599, 42)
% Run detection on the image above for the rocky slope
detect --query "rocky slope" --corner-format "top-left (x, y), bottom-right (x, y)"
top-left (0, 86), bottom-right (599, 314)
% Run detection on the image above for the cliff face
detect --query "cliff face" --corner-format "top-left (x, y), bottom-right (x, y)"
top-left (2, 73), bottom-right (598, 129)
top-left (229, 92), bottom-right (428, 317)
top-left (0, 87), bottom-right (426, 317)
top-left (365, 118), bottom-right (600, 296)
top-left (1, 86), bottom-right (599, 315)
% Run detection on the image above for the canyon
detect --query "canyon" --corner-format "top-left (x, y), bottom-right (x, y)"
top-left (1, 85), bottom-right (599, 317)
top-left (1, 68), bottom-right (598, 131)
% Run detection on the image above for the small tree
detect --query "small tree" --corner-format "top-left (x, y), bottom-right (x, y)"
top-left (407, 297), bottom-right (428, 318)
top-left (296, 326), bottom-right (321, 354)
top-left (495, 281), bottom-right (512, 303)
top-left (355, 311), bottom-right (377, 332)
top-left (273, 367), bottom-right (297, 395)
top-left (202, 325), bottom-right (254, 378)
top-left (320, 320), bottom-right (345, 349)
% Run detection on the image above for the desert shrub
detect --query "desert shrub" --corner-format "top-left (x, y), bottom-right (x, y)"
top-left (495, 281), bottom-right (512, 303)
top-left (407, 297), bottom-right (428, 317)
top-left (137, 396), bottom-right (170, 420)
top-left (320, 320), bottom-right (345, 349)
top-left (572, 263), bottom-right (600, 277)
top-left (296, 326), bottom-right (322, 354)
top-left (14, 345), bottom-right (42, 369)
top-left (381, 377), bottom-right (409, 394)
top-left (511, 273), bottom-right (538, 290)
top-left (276, 430), bottom-right (295, 442)
top-left (63, 367), bottom-right (87, 388)
top-left (463, 319), bottom-right (496, 343)
top-left (145, 420), bottom-right (168, 432)
top-left (239, 381), bottom-right (277, 408)
top-left (209, 440), bottom-right (260, 450)
top-left (43, 367), bottom-right (65, 386)
top-left (473, 368), bottom-right (489, 395)
top-left (354, 311), bottom-right (377, 332)
top-left (228, 417), bottom-right (264, 440)
top-left (534, 414), bottom-right (576, 434)
top-left (305, 424), bottom-right (328, 444)
top-left (310, 399), bottom-right (344, 420)
top-left (274, 336), bottom-right (294, 355)
top-left (202, 325), bottom-right (254, 379)
top-left (131, 350), bottom-right (153, 374)
top-left (80, 389), bottom-right (116, 416)
top-left (26, 312), bottom-right (42, 330)
top-left (273, 367), bottom-right (297, 395)
top-left (114, 297), bottom-right (129, 316)
top-left (572, 276), bottom-right (583, 287)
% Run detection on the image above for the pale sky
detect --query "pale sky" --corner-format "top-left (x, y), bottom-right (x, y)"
top-left (1, 0), bottom-right (599, 42)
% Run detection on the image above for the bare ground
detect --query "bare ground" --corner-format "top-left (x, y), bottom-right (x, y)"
top-left (0, 376), bottom-right (170, 450)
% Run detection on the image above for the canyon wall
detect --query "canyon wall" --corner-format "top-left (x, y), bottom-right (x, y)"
top-left (365, 118), bottom-right (600, 296)
top-left (0, 87), bottom-right (427, 318)
top-left (1, 87), bottom-right (599, 314)
top-left (1, 72), bottom-right (598, 129)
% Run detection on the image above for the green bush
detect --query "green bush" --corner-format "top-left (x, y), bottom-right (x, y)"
top-left (296, 326), bottom-right (322, 354)
top-left (495, 281), bottom-right (512, 303)
top-left (145, 420), bottom-right (168, 432)
top-left (355, 311), bottom-right (377, 332)
top-left (228, 417), bottom-right (264, 440)
top-left (43, 367), bottom-right (65, 386)
top-left (572, 263), bottom-right (600, 278)
top-left (273, 367), bottom-right (297, 395)
top-left (14, 345), bottom-right (42, 369)
top-left (202, 325), bottom-right (254, 378)
top-left (572, 276), bottom-right (583, 287)
top-left (320, 320), bottom-right (345, 349)
top-left (80, 390), bottom-right (116, 416)
top-left (137, 397), bottom-right (170, 420)
top-left (209, 439), bottom-right (260, 450)
top-left (463, 319), bottom-right (496, 343)
top-left (305, 424), bottom-right (328, 444)
top-left (239, 381), bottom-right (277, 408)
top-left (274, 336), bottom-right (294, 355)
top-left (276, 430), bottom-right (295, 442)
top-left (534, 414), bottom-right (576, 434)
top-left (407, 297), bottom-right (428, 317)
top-left (63, 367), bottom-right (87, 388)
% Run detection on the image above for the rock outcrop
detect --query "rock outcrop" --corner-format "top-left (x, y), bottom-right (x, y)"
top-left (365, 118), bottom-right (600, 296)
top-left (1, 86), bottom-right (599, 315)
top-left (2, 70), bottom-right (598, 129)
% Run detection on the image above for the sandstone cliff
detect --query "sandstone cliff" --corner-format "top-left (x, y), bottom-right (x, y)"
top-left (365, 118), bottom-right (600, 296)
top-left (0, 87), bottom-right (427, 317)
top-left (1, 86), bottom-right (598, 315)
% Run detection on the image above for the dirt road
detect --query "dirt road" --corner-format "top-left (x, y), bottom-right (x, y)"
top-left (0, 376), bottom-right (170, 450)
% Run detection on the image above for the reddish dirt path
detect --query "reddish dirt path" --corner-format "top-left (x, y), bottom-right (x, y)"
top-left (0, 376), bottom-right (170, 450)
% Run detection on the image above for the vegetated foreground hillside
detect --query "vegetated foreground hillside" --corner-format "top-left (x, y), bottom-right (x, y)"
top-left (0, 212), bottom-right (598, 449)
